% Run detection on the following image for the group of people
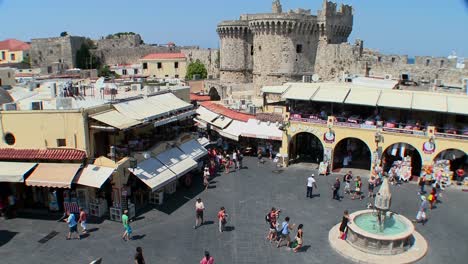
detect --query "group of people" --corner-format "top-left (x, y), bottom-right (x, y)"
top-left (207, 148), bottom-right (244, 175)
top-left (265, 208), bottom-right (304, 253)
top-left (64, 208), bottom-right (88, 240)
top-left (193, 198), bottom-right (229, 233)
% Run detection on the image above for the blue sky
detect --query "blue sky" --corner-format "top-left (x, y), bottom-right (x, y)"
top-left (0, 0), bottom-right (467, 57)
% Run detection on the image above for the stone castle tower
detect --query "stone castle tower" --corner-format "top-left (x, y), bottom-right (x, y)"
top-left (217, 0), bottom-right (353, 97)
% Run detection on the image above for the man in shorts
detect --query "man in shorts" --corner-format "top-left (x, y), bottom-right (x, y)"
top-left (79, 207), bottom-right (88, 234)
top-left (415, 195), bottom-right (429, 225)
top-left (122, 210), bottom-right (132, 241)
top-left (277, 216), bottom-right (295, 248)
top-left (64, 210), bottom-right (80, 240)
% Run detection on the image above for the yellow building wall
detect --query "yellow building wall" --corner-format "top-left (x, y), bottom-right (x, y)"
top-left (0, 50), bottom-right (28, 64)
top-left (0, 110), bottom-right (90, 155)
top-left (141, 59), bottom-right (187, 79)
top-left (280, 120), bottom-right (468, 169)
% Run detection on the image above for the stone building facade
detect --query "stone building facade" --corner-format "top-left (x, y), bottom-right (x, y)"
top-left (30, 35), bottom-right (85, 74)
top-left (217, 0), bottom-right (353, 96)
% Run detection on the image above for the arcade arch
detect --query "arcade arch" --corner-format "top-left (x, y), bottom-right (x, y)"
top-left (289, 132), bottom-right (324, 164)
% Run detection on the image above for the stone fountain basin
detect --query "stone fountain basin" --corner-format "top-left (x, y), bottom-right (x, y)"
top-left (346, 209), bottom-right (415, 255)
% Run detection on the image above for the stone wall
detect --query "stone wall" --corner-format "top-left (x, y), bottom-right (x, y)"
top-left (314, 40), bottom-right (468, 85)
top-left (92, 45), bottom-right (173, 65)
top-left (30, 36), bottom-right (85, 73)
top-left (181, 48), bottom-right (220, 79)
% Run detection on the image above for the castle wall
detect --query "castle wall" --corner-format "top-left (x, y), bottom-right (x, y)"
top-left (182, 48), bottom-right (220, 79)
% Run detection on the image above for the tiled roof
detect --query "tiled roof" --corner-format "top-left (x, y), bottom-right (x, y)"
top-left (190, 93), bottom-right (211, 102)
top-left (0, 39), bottom-right (31, 52)
top-left (200, 101), bottom-right (254, 122)
top-left (0, 148), bottom-right (86, 161)
top-left (141, 53), bottom-right (186, 60)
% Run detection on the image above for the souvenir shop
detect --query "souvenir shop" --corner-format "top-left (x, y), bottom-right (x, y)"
top-left (382, 143), bottom-right (422, 181)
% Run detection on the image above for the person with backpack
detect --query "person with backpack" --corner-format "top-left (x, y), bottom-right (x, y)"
top-left (265, 208), bottom-right (280, 242)
top-left (277, 216), bottom-right (296, 248)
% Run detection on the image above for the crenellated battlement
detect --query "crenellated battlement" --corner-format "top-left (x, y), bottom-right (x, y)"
top-left (217, 21), bottom-right (251, 38)
top-left (249, 20), bottom-right (318, 35)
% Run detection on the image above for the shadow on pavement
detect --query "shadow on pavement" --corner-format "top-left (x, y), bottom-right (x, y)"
top-left (87, 228), bottom-right (99, 233)
top-left (132, 234), bottom-right (146, 240)
top-left (224, 226), bottom-right (235, 232)
top-left (0, 230), bottom-right (18, 247)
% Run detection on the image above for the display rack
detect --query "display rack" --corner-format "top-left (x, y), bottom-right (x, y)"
top-left (109, 207), bottom-right (122, 222)
top-left (165, 181), bottom-right (177, 194)
top-left (89, 199), bottom-right (108, 217)
top-left (149, 190), bottom-right (164, 205)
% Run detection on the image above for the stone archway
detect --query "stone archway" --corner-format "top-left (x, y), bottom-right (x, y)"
top-left (433, 148), bottom-right (467, 174)
top-left (208, 87), bottom-right (221, 101)
top-left (289, 132), bottom-right (324, 164)
top-left (382, 142), bottom-right (422, 176)
top-left (332, 137), bottom-right (372, 171)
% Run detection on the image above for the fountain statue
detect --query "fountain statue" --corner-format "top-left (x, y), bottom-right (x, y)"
top-left (329, 176), bottom-right (428, 263)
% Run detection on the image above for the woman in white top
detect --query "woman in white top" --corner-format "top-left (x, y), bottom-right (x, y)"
top-left (203, 167), bottom-right (210, 190)
top-left (194, 198), bottom-right (205, 229)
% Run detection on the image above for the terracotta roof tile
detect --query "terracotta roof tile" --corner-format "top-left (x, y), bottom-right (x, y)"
top-left (190, 93), bottom-right (211, 102)
top-left (0, 39), bottom-right (31, 51)
top-left (141, 53), bottom-right (186, 60)
top-left (200, 101), bottom-right (254, 122)
top-left (0, 148), bottom-right (86, 161)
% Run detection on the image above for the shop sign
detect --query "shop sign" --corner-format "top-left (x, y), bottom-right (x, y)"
top-left (335, 122), bottom-right (360, 129)
top-left (323, 131), bottom-right (336, 143)
top-left (422, 141), bottom-right (436, 154)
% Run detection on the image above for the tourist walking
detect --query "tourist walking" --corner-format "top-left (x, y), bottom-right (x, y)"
top-left (306, 174), bottom-right (318, 198)
top-left (368, 176), bottom-right (376, 198)
top-left (332, 178), bottom-right (341, 200)
top-left (200, 251), bottom-right (214, 264)
top-left (293, 224), bottom-right (303, 252)
top-left (237, 149), bottom-right (243, 169)
top-left (418, 174), bottom-right (426, 194)
top-left (224, 154), bottom-right (231, 174)
top-left (134, 247), bottom-right (145, 264)
top-left (343, 171), bottom-right (353, 195)
top-left (79, 207), bottom-right (88, 234)
top-left (352, 176), bottom-right (363, 200)
top-left (232, 150), bottom-right (238, 170)
top-left (203, 166), bottom-right (210, 190)
top-left (266, 207), bottom-right (280, 241)
top-left (194, 198), bottom-right (205, 229)
top-left (428, 187), bottom-right (437, 210)
top-left (338, 210), bottom-right (351, 240)
top-left (257, 149), bottom-right (264, 164)
top-left (122, 209), bottom-right (132, 241)
top-left (415, 195), bottom-right (429, 224)
top-left (64, 210), bottom-right (80, 240)
top-left (217, 207), bottom-right (228, 233)
top-left (277, 216), bottom-right (296, 248)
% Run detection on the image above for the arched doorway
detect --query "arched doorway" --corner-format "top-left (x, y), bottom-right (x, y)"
top-left (434, 149), bottom-right (467, 175)
top-left (382, 143), bottom-right (422, 177)
top-left (289, 132), bottom-right (324, 164)
top-left (333, 138), bottom-right (371, 171)
top-left (209, 87), bottom-right (221, 101)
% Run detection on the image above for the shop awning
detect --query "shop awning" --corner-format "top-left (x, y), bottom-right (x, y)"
top-left (211, 116), bottom-right (233, 129)
top-left (312, 87), bottom-right (350, 103)
top-left (147, 93), bottom-right (192, 112)
top-left (261, 85), bottom-right (290, 94)
top-left (74, 165), bottom-right (115, 188)
top-left (412, 92), bottom-right (447, 113)
top-left (196, 106), bottom-right (219, 123)
top-left (130, 158), bottom-right (176, 191)
top-left (282, 83), bottom-right (319, 101)
top-left (344, 88), bottom-right (382, 106)
top-left (241, 119), bottom-right (283, 141)
top-left (114, 98), bottom-right (170, 121)
top-left (178, 139), bottom-right (208, 160)
top-left (218, 120), bottom-right (246, 141)
top-left (447, 95), bottom-right (468, 115)
top-left (0, 162), bottom-right (37, 183)
top-left (197, 137), bottom-right (210, 147)
top-left (377, 90), bottom-right (413, 109)
top-left (25, 163), bottom-right (82, 188)
top-left (156, 148), bottom-right (198, 176)
top-left (90, 110), bottom-right (141, 130)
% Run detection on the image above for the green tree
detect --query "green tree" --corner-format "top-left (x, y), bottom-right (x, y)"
top-left (186, 59), bottom-right (207, 80)
top-left (98, 65), bottom-right (111, 77)
top-left (76, 42), bottom-right (101, 69)
top-left (60, 31), bottom-right (69, 37)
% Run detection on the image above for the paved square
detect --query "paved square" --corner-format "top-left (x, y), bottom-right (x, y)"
top-left (1, 157), bottom-right (467, 264)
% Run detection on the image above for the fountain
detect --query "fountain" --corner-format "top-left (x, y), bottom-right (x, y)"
top-left (329, 177), bottom-right (428, 263)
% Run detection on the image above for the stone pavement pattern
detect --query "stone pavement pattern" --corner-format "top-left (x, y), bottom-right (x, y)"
top-left (1, 157), bottom-right (468, 264)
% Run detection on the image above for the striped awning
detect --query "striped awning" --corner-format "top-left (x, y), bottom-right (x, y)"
top-left (25, 163), bottom-right (82, 188)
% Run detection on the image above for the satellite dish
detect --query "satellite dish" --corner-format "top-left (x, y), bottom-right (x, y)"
top-left (312, 74), bottom-right (320, 82)
top-left (94, 77), bottom-right (105, 90)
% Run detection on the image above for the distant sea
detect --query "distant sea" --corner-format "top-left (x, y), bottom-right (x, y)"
top-left (407, 58), bottom-right (415, 64)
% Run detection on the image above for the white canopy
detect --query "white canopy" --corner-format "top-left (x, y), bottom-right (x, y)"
top-left (211, 116), bottom-right (233, 129)
top-left (345, 88), bottom-right (382, 106)
top-left (178, 139), bottom-right (208, 160)
top-left (282, 83), bottom-right (319, 101)
top-left (196, 106), bottom-right (219, 123)
top-left (218, 120), bottom-right (246, 141)
top-left (156, 148), bottom-right (198, 176)
top-left (197, 137), bottom-right (210, 147)
top-left (241, 119), bottom-right (283, 141)
top-left (412, 92), bottom-right (447, 113)
top-left (90, 110), bottom-right (141, 130)
top-left (0, 162), bottom-right (37, 183)
top-left (75, 165), bottom-right (115, 188)
top-left (130, 158), bottom-right (176, 191)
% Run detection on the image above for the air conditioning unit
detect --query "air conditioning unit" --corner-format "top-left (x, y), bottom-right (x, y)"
top-left (56, 97), bottom-right (73, 110)
top-left (147, 86), bottom-right (155, 94)
top-left (384, 74), bottom-right (392, 80)
top-left (223, 99), bottom-right (231, 105)
top-left (3, 103), bottom-right (17, 111)
top-left (31, 101), bottom-right (43, 110)
top-left (248, 105), bottom-right (256, 115)
top-left (434, 79), bottom-right (442, 86)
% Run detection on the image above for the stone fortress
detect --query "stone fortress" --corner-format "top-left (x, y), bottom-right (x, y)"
top-left (217, 0), bottom-right (353, 97)
top-left (210, 0), bottom-right (467, 102)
